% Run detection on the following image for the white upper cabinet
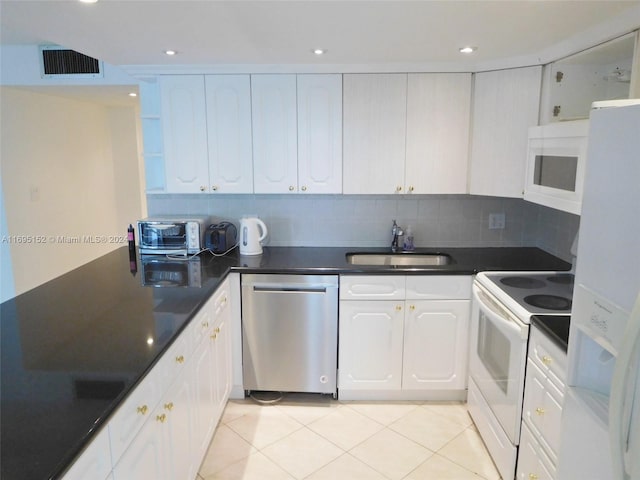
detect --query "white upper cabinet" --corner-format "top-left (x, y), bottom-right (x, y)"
top-left (343, 73), bottom-right (471, 195)
top-left (161, 76), bottom-right (210, 193)
top-left (406, 73), bottom-right (472, 194)
top-left (205, 75), bottom-right (253, 193)
top-left (343, 74), bottom-right (407, 194)
top-left (297, 74), bottom-right (343, 194)
top-left (469, 66), bottom-right (542, 198)
top-left (251, 75), bottom-right (299, 193)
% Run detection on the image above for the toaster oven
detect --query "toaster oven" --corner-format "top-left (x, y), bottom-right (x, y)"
top-left (137, 216), bottom-right (209, 255)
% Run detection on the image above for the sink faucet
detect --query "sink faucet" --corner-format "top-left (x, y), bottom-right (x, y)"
top-left (391, 220), bottom-right (402, 252)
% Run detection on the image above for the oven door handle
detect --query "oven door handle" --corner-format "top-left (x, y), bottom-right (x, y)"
top-left (473, 285), bottom-right (529, 340)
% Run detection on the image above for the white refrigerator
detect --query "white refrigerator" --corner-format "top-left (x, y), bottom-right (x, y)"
top-left (557, 100), bottom-right (640, 480)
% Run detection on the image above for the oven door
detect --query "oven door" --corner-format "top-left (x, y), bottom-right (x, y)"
top-left (469, 282), bottom-right (529, 444)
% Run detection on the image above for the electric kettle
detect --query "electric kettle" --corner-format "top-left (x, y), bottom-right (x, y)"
top-left (239, 216), bottom-right (268, 255)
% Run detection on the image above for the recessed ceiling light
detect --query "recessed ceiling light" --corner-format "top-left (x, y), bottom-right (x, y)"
top-left (128, 92), bottom-right (137, 97)
top-left (312, 48), bottom-right (327, 56)
top-left (164, 50), bottom-right (177, 56)
top-left (459, 46), bottom-right (477, 54)
top-left (78, 0), bottom-right (98, 3)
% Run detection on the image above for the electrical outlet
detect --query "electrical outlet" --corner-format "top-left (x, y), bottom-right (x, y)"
top-left (489, 213), bottom-right (505, 230)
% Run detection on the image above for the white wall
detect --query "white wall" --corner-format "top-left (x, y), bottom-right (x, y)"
top-left (0, 87), bottom-right (144, 297)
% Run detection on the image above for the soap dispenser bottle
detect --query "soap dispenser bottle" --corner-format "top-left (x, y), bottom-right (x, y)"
top-left (403, 225), bottom-right (415, 251)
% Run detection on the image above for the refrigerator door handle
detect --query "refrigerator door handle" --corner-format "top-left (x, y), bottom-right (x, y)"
top-left (610, 290), bottom-right (640, 480)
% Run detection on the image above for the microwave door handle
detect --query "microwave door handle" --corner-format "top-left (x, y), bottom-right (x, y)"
top-left (473, 286), bottom-right (528, 340)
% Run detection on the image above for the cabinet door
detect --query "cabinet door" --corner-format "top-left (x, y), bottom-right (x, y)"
top-left (213, 278), bottom-right (232, 412)
top-left (112, 410), bottom-right (170, 480)
top-left (469, 66), bottom-right (542, 198)
top-left (338, 300), bottom-right (404, 390)
top-left (163, 370), bottom-right (197, 480)
top-left (251, 74), bottom-right (298, 193)
top-left (406, 73), bottom-right (471, 194)
top-left (212, 291), bottom-right (232, 422)
top-left (402, 300), bottom-right (470, 390)
top-left (161, 75), bottom-right (209, 193)
top-left (343, 74), bottom-right (407, 194)
top-left (205, 75), bottom-right (253, 193)
top-left (192, 330), bottom-right (216, 460)
top-left (297, 74), bottom-right (343, 194)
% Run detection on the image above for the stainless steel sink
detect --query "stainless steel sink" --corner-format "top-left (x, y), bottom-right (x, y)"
top-left (345, 252), bottom-right (452, 267)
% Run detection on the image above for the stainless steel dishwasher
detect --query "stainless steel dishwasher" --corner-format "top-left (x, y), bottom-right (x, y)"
top-left (241, 274), bottom-right (338, 396)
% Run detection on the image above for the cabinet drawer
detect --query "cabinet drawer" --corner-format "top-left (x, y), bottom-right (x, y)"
top-left (212, 278), bottom-right (230, 316)
top-left (522, 359), bottom-right (564, 464)
top-left (191, 301), bottom-right (213, 348)
top-left (340, 275), bottom-right (405, 300)
top-left (108, 367), bottom-right (163, 464)
top-left (405, 275), bottom-right (471, 300)
top-left (529, 326), bottom-right (567, 390)
top-left (156, 332), bottom-right (191, 393)
top-left (517, 422), bottom-right (557, 480)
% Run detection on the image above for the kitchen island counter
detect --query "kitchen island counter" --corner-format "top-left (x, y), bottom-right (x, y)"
top-left (0, 245), bottom-right (570, 479)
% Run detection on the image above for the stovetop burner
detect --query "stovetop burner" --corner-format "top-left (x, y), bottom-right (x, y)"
top-left (500, 277), bottom-right (546, 289)
top-left (524, 294), bottom-right (572, 311)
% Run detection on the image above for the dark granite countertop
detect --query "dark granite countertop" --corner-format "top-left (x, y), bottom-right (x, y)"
top-left (0, 245), bottom-right (570, 479)
top-left (531, 315), bottom-right (571, 352)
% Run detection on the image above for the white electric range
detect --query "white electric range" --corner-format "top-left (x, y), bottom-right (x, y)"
top-left (467, 271), bottom-right (573, 480)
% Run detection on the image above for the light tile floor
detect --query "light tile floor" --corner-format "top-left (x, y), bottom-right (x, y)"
top-left (197, 394), bottom-right (501, 480)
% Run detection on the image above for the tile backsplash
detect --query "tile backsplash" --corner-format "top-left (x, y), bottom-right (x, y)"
top-left (147, 194), bottom-right (579, 263)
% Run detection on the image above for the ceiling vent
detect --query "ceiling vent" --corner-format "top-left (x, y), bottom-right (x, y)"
top-left (39, 45), bottom-right (103, 78)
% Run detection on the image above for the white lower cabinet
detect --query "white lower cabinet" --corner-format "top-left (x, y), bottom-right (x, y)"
top-left (113, 368), bottom-right (195, 480)
top-left (192, 329), bottom-right (216, 457)
top-left (212, 302), bottom-right (232, 421)
top-left (517, 324), bottom-right (567, 479)
top-left (339, 300), bottom-right (404, 390)
top-left (521, 359), bottom-right (564, 461)
top-left (338, 275), bottom-right (471, 400)
top-left (517, 423), bottom-right (556, 480)
top-left (112, 405), bottom-right (170, 480)
top-left (65, 276), bottom-right (237, 480)
top-left (402, 300), bottom-right (470, 390)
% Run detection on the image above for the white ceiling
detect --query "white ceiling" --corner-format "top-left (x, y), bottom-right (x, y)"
top-left (1, 0), bottom-right (640, 71)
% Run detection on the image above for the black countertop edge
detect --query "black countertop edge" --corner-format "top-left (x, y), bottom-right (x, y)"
top-left (1, 245), bottom-right (571, 480)
top-left (531, 315), bottom-right (571, 353)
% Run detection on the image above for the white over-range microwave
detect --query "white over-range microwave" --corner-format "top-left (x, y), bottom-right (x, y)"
top-left (524, 119), bottom-right (589, 215)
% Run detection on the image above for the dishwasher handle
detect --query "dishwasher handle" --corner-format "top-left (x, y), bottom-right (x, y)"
top-left (252, 286), bottom-right (329, 294)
